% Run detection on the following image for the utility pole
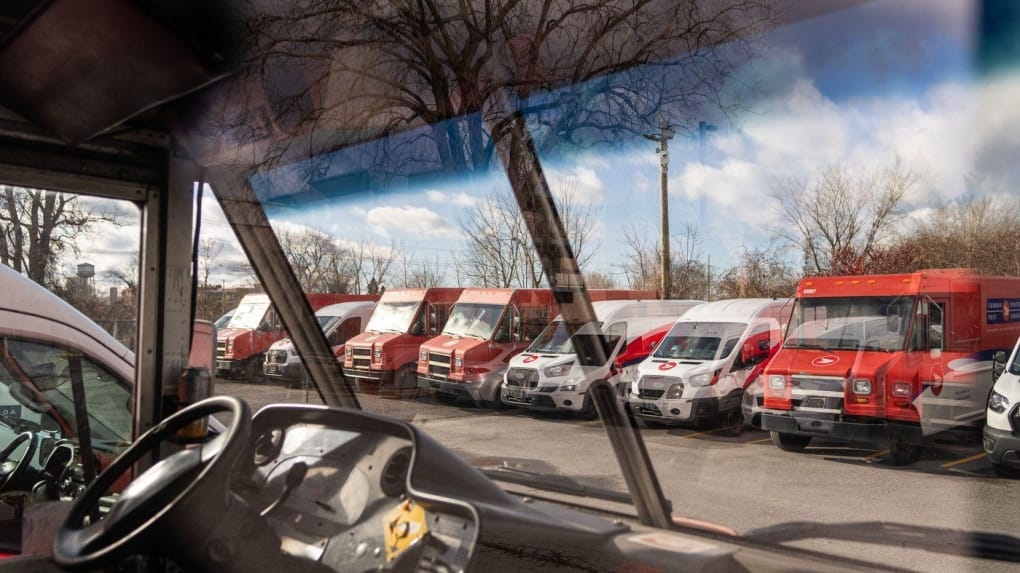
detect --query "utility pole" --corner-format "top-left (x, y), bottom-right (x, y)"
top-left (643, 119), bottom-right (675, 300)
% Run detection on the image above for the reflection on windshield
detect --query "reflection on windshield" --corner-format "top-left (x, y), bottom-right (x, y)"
top-left (786, 296), bottom-right (915, 352)
top-left (364, 301), bottom-right (419, 334)
top-left (442, 303), bottom-right (504, 339)
top-left (228, 302), bottom-right (270, 330)
top-left (654, 322), bottom-right (746, 361)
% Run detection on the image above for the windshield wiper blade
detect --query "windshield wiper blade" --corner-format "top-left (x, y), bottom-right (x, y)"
top-left (480, 465), bottom-right (633, 505)
top-left (785, 342), bottom-right (825, 349)
top-left (744, 521), bottom-right (1020, 563)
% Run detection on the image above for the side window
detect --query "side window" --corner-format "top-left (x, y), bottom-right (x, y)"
top-left (521, 308), bottom-right (549, 341)
top-left (335, 317), bottom-right (362, 346)
top-left (912, 299), bottom-right (945, 351)
top-left (606, 323), bottom-right (627, 350)
top-left (2, 338), bottom-right (131, 455)
top-left (493, 306), bottom-right (520, 343)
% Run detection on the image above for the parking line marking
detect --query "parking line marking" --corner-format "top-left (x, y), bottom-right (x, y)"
top-left (745, 437), bottom-right (773, 445)
top-left (865, 449), bottom-right (889, 460)
top-left (940, 453), bottom-right (987, 469)
top-left (677, 431), bottom-right (710, 439)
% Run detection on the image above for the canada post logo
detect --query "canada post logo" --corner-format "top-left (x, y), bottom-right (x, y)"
top-left (811, 355), bottom-right (840, 367)
top-left (987, 299), bottom-right (1020, 324)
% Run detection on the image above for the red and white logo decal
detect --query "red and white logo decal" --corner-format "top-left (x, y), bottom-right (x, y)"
top-left (811, 354), bottom-right (840, 367)
top-left (658, 361), bottom-right (677, 371)
top-left (522, 355), bottom-right (538, 363)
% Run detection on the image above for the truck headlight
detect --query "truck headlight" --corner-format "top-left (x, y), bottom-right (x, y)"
top-left (665, 383), bottom-right (684, 399)
top-left (560, 384), bottom-right (577, 392)
top-left (989, 390), bottom-right (1009, 414)
top-left (543, 362), bottom-right (574, 377)
top-left (454, 357), bottom-right (463, 369)
top-left (852, 378), bottom-right (872, 395)
top-left (892, 382), bottom-right (912, 397)
top-left (768, 375), bottom-right (786, 390)
top-left (420, 349), bottom-right (428, 362)
top-left (345, 346), bottom-right (353, 358)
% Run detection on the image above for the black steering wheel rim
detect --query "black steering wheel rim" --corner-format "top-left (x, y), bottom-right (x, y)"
top-left (53, 396), bottom-right (250, 570)
top-left (0, 431), bottom-right (38, 492)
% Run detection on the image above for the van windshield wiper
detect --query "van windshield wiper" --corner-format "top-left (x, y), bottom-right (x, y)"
top-left (480, 465), bottom-right (633, 505)
top-left (744, 521), bottom-right (1020, 563)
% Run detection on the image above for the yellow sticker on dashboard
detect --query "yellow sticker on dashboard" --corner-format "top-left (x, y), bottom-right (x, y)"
top-left (383, 498), bottom-right (429, 561)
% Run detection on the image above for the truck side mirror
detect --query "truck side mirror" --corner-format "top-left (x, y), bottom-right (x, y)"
top-left (992, 350), bottom-right (1007, 381)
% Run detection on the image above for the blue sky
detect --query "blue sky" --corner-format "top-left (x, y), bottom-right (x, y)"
top-left (71, 0), bottom-right (1020, 289)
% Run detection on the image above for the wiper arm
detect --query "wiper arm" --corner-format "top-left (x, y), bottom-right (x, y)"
top-left (784, 342), bottom-right (825, 350)
top-left (480, 465), bottom-right (633, 505)
top-left (744, 521), bottom-right (1020, 563)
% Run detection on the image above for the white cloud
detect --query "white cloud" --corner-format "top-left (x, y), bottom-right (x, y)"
top-left (425, 189), bottom-right (476, 207)
top-left (363, 205), bottom-right (460, 239)
top-left (547, 166), bottom-right (605, 204)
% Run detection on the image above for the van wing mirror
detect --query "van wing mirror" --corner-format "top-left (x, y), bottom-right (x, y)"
top-left (992, 350), bottom-right (1007, 381)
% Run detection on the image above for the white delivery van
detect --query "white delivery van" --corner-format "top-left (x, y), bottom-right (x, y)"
top-left (263, 301), bottom-right (375, 386)
top-left (985, 337), bottom-right (1020, 476)
top-left (628, 298), bottom-right (792, 431)
top-left (501, 299), bottom-right (702, 418)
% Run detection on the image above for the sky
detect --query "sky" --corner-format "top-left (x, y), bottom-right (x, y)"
top-left (62, 0), bottom-right (1020, 291)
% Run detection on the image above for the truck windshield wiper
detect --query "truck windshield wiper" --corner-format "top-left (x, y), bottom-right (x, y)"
top-left (784, 342), bottom-right (825, 349)
top-left (480, 465), bottom-right (633, 505)
top-left (744, 521), bottom-right (1020, 563)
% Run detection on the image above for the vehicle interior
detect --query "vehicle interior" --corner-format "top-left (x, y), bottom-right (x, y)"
top-left (0, 1), bottom-right (1019, 572)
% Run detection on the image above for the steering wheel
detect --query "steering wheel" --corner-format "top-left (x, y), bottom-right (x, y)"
top-left (53, 396), bottom-right (251, 570)
top-left (0, 431), bottom-right (38, 492)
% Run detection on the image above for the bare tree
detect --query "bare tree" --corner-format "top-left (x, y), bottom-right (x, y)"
top-left (770, 162), bottom-right (915, 276)
top-left (350, 240), bottom-right (396, 293)
top-left (620, 221), bottom-right (707, 297)
top-left (0, 186), bottom-right (118, 286)
top-left (198, 237), bottom-right (227, 288)
top-left (715, 244), bottom-right (799, 298)
top-left (458, 183), bottom-right (598, 288)
top-left (880, 194), bottom-right (1020, 276)
top-left (279, 228), bottom-right (358, 292)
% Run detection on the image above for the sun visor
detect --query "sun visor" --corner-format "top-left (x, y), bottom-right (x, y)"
top-left (0, 0), bottom-right (229, 144)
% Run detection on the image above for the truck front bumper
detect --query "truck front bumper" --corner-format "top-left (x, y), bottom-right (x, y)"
top-left (263, 361), bottom-right (305, 384)
top-left (421, 371), bottom-right (502, 403)
top-left (343, 366), bottom-right (395, 386)
top-left (760, 411), bottom-right (896, 443)
top-left (628, 395), bottom-right (720, 425)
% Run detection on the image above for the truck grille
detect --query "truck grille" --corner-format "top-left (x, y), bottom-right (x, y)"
top-left (638, 388), bottom-right (665, 399)
top-left (351, 347), bottom-right (371, 369)
top-left (216, 341), bottom-right (226, 359)
top-left (428, 352), bottom-right (451, 379)
top-left (267, 349), bottom-right (288, 364)
top-left (791, 376), bottom-right (844, 392)
top-left (505, 367), bottom-right (539, 388)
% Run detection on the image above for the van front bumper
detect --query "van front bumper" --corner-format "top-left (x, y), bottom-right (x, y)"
top-left (500, 386), bottom-right (584, 412)
top-left (983, 424), bottom-right (1020, 469)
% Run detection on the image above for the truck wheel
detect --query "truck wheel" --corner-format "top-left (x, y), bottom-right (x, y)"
top-left (770, 431), bottom-right (811, 452)
top-left (578, 394), bottom-right (598, 420)
top-left (888, 440), bottom-right (921, 466)
top-left (244, 357), bottom-right (263, 384)
top-left (394, 366), bottom-right (419, 399)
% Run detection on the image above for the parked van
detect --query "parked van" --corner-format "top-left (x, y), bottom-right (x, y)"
top-left (263, 301), bottom-right (375, 386)
top-left (501, 299), bottom-right (701, 417)
top-left (0, 263), bottom-right (134, 491)
top-left (986, 336), bottom-right (1020, 476)
top-left (627, 298), bottom-right (792, 431)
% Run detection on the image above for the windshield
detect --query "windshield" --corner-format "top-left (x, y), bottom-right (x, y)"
top-left (442, 303), bottom-right (505, 339)
top-left (364, 301), bottom-right (420, 334)
top-left (7, 0), bottom-right (1020, 571)
top-left (786, 297), bottom-right (916, 352)
top-left (227, 301), bottom-right (270, 330)
top-left (654, 322), bottom-right (747, 361)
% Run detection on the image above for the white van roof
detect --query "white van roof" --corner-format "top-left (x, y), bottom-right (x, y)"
top-left (315, 300), bottom-right (376, 318)
top-left (676, 298), bottom-right (790, 323)
top-left (584, 299), bottom-right (702, 321)
top-left (0, 263), bottom-right (133, 372)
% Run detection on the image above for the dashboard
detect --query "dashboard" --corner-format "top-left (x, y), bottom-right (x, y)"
top-left (231, 407), bottom-right (479, 572)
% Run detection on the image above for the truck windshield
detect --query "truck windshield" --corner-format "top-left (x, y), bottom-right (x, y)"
top-left (786, 296), bottom-right (916, 352)
top-left (364, 301), bottom-right (420, 334)
top-left (654, 322), bottom-right (747, 361)
top-left (227, 301), bottom-right (270, 330)
top-left (442, 303), bottom-right (504, 339)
